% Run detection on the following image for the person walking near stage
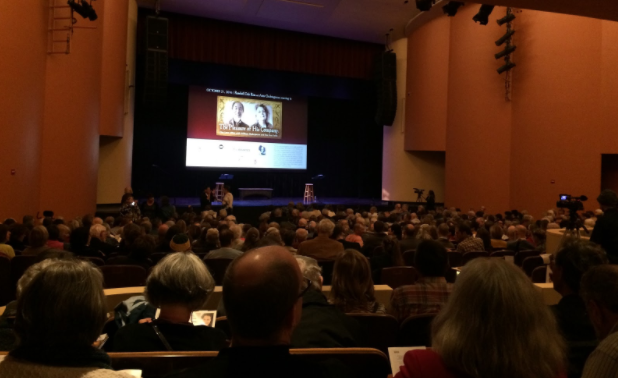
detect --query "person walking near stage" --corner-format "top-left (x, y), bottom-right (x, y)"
top-left (222, 185), bottom-right (234, 215)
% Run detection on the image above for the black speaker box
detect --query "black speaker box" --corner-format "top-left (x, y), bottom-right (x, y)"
top-left (374, 52), bottom-right (397, 126)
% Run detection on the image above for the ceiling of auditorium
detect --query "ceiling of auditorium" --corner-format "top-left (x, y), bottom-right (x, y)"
top-left (137, 0), bottom-right (421, 43)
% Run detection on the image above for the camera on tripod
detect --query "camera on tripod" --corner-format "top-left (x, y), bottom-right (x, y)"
top-left (556, 194), bottom-right (587, 212)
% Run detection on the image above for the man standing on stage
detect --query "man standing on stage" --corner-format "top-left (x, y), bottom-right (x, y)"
top-left (200, 186), bottom-right (212, 211)
top-left (222, 185), bottom-right (234, 214)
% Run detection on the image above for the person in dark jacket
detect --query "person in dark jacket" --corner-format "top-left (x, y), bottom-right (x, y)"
top-left (166, 246), bottom-right (347, 378)
top-left (113, 252), bottom-right (226, 352)
top-left (291, 255), bottom-right (361, 348)
top-left (590, 189), bottom-right (618, 263)
top-left (551, 240), bottom-right (608, 378)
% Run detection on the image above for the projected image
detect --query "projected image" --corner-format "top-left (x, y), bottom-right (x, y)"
top-left (216, 96), bottom-right (282, 139)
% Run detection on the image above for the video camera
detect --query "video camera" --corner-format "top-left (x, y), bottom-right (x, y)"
top-left (414, 188), bottom-right (425, 194)
top-left (556, 194), bottom-right (587, 212)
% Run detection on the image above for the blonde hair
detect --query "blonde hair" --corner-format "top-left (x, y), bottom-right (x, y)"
top-left (330, 249), bottom-right (377, 313)
top-left (432, 258), bottom-right (566, 378)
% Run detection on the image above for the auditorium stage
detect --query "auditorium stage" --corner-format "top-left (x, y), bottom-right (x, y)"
top-left (96, 197), bottom-right (440, 224)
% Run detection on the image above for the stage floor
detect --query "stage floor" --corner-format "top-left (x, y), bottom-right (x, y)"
top-left (171, 197), bottom-right (389, 208)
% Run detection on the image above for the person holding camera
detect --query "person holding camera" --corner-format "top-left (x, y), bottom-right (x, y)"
top-left (120, 193), bottom-right (142, 223)
top-left (590, 189), bottom-right (618, 264)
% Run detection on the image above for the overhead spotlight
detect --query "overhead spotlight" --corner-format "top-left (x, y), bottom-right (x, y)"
top-left (442, 2), bottom-right (464, 17)
top-left (497, 13), bottom-right (516, 26)
top-left (497, 61), bottom-right (516, 74)
top-left (472, 5), bottom-right (495, 25)
top-left (495, 29), bottom-right (516, 46)
top-left (67, 0), bottom-right (97, 21)
top-left (416, 0), bottom-right (433, 12)
top-left (495, 45), bottom-right (517, 60)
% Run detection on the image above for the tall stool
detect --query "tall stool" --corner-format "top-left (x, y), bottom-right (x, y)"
top-left (303, 183), bottom-right (314, 204)
top-left (214, 182), bottom-right (224, 202)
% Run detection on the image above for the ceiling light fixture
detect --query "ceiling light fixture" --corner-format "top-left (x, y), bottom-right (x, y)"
top-left (442, 2), bottom-right (464, 17)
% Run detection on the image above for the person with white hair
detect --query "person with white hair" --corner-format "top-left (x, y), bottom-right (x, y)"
top-left (113, 252), bottom-right (226, 352)
top-left (297, 219), bottom-right (343, 261)
top-left (89, 224), bottom-right (116, 256)
top-left (291, 255), bottom-right (360, 348)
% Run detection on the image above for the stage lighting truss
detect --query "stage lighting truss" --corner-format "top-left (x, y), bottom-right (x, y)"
top-left (48, 0), bottom-right (97, 54)
top-left (473, 5), bottom-right (495, 25)
top-left (495, 7), bottom-right (516, 101)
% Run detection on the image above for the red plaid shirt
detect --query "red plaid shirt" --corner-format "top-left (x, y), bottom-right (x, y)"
top-left (389, 277), bottom-right (454, 322)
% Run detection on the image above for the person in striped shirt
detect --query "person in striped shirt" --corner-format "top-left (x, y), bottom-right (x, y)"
top-left (390, 240), bottom-right (453, 323)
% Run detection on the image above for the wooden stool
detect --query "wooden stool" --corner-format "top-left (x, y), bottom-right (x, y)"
top-left (214, 182), bottom-right (224, 202)
top-left (304, 183), bottom-right (314, 204)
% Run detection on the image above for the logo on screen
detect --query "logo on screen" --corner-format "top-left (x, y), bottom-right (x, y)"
top-left (259, 145), bottom-right (266, 155)
top-left (219, 144), bottom-right (224, 149)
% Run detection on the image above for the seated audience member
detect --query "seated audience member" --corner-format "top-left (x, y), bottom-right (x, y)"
top-left (399, 224), bottom-right (420, 252)
top-left (140, 193), bottom-right (159, 220)
top-left (345, 223), bottom-right (365, 248)
top-left (507, 225), bottom-right (536, 252)
top-left (291, 255), bottom-right (360, 348)
top-left (580, 265), bottom-right (618, 378)
top-left (0, 258), bottom-right (62, 351)
top-left (0, 224), bottom-right (16, 259)
top-left (455, 222), bottom-right (484, 253)
top-left (362, 220), bottom-right (389, 256)
top-left (170, 233), bottom-right (192, 253)
top-left (330, 249), bottom-right (386, 314)
top-left (436, 223), bottom-right (454, 250)
top-left (281, 229), bottom-right (298, 254)
top-left (89, 224), bottom-right (116, 256)
top-left (551, 240), bottom-right (607, 378)
top-left (205, 229), bottom-right (243, 259)
top-left (69, 227), bottom-right (103, 258)
top-left (113, 252), bottom-right (226, 352)
top-left (294, 228), bottom-right (308, 249)
top-left (475, 227), bottom-right (492, 252)
top-left (7, 223), bottom-right (28, 252)
top-left (490, 224), bottom-right (507, 250)
top-left (44, 225), bottom-right (64, 250)
top-left (195, 228), bottom-right (220, 253)
top-left (169, 246), bottom-right (341, 378)
top-left (395, 258), bottom-right (566, 378)
top-left (107, 236), bottom-right (154, 270)
top-left (298, 219), bottom-right (344, 261)
top-left (390, 240), bottom-right (454, 322)
top-left (389, 223), bottom-right (403, 240)
top-left (22, 226), bottom-right (52, 256)
top-left (590, 189), bottom-right (618, 263)
top-left (534, 229), bottom-right (547, 252)
top-left (0, 260), bottom-right (132, 377)
top-left (241, 228), bottom-right (260, 252)
top-left (370, 236), bottom-right (404, 283)
top-left (230, 224), bottom-right (243, 250)
top-left (117, 223), bottom-right (143, 254)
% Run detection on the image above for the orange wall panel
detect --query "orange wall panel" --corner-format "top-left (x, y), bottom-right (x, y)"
top-left (39, 5), bottom-right (105, 218)
top-left (100, 0), bottom-right (129, 137)
top-left (510, 11), bottom-right (602, 216)
top-left (600, 21), bottom-right (618, 154)
top-left (444, 5), bottom-right (513, 214)
top-left (0, 0), bottom-right (47, 220)
top-left (405, 16), bottom-right (450, 152)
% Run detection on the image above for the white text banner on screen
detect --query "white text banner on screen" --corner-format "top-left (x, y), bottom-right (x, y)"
top-left (186, 138), bottom-right (307, 170)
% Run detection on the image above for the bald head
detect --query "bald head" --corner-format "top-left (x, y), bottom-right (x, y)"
top-left (93, 217), bottom-right (103, 225)
top-left (516, 225), bottom-right (527, 238)
top-left (507, 225), bottom-right (517, 240)
top-left (223, 246), bottom-right (303, 344)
